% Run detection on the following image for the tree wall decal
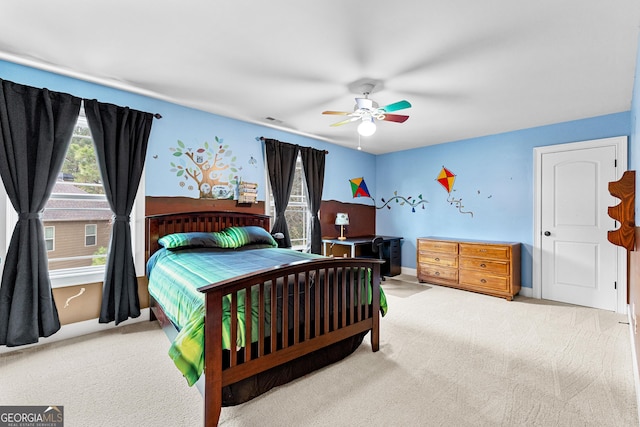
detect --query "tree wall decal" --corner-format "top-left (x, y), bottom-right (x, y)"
top-left (169, 136), bottom-right (238, 199)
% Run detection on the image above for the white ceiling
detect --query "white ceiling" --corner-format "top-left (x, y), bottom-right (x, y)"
top-left (1, 1), bottom-right (639, 154)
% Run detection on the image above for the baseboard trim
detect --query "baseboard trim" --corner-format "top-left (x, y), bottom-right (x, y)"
top-left (519, 287), bottom-right (533, 298)
top-left (0, 308), bottom-right (150, 354)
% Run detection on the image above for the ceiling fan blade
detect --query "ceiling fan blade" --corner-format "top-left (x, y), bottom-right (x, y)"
top-left (381, 113), bottom-right (410, 123)
top-left (330, 116), bottom-right (361, 127)
top-left (380, 100), bottom-right (411, 113)
top-left (322, 110), bottom-right (353, 115)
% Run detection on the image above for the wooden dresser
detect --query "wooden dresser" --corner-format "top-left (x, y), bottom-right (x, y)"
top-left (417, 237), bottom-right (521, 301)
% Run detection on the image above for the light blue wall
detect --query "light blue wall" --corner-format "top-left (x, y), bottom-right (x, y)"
top-left (375, 112), bottom-right (631, 289)
top-left (1, 59), bottom-right (635, 290)
top-left (0, 60), bottom-right (376, 203)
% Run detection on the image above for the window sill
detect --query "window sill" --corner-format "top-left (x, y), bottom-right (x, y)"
top-left (49, 267), bottom-right (105, 288)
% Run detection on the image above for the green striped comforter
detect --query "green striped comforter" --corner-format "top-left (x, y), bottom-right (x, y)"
top-left (147, 246), bottom-right (387, 386)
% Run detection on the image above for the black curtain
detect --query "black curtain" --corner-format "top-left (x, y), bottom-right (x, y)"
top-left (0, 79), bottom-right (81, 346)
top-left (300, 146), bottom-right (325, 254)
top-left (264, 139), bottom-right (299, 248)
top-left (84, 100), bottom-right (153, 324)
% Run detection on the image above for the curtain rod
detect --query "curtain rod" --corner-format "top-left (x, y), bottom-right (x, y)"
top-left (78, 98), bottom-right (162, 119)
top-left (258, 136), bottom-right (328, 154)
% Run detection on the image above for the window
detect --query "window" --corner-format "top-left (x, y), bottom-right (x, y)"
top-left (44, 226), bottom-right (55, 252)
top-left (268, 153), bottom-right (309, 250)
top-left (43, 113), bottom-right (112, 276)
top-left (85, 224), bottom-right (97, 246)
top-left (0, 105), bottom-right (146, 289)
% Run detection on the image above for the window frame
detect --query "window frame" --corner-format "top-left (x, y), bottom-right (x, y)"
top-left (44, 226), bottom-right (55, 252)
top-left (84, 224), bottom-right (97, 247)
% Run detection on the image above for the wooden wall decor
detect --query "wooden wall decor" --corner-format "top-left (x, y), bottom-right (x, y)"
top-left (607, 170), bottom-right (635, 251)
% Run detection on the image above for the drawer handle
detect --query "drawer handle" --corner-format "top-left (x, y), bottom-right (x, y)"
top-left (435, 271), bottom-right (440, 276)
top-left (480, 279), bottom-right (487, 283)
top-left (434, 257), bottom-right (440, 261)
top-left (480, 263), bottom-right (486, 268)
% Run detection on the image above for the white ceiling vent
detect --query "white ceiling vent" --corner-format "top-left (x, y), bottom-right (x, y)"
top-left (264, 116), bottom-right (284, 125)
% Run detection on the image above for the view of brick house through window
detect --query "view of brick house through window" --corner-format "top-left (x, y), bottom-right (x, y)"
top-left (43, 114), bottom-right (111, 271)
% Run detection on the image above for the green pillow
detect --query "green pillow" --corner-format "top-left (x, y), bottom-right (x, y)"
top-left (222, 226), bottom-right (277, 248)
top-left (158, 226), bottom-right (277, 250)
top-left (158, 232), bottom-right (220, 250)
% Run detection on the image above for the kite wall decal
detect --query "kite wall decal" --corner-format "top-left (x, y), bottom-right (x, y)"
top-left (436, 166), bottom-right (473, 217)
top-left (349, 177), bottom-right (428, 212)
top-left (349, 177), bottom-right (371, 198)
top-left (436, 167), bottom-right (456, 193)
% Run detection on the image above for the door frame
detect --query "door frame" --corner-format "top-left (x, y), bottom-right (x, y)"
top-left (533, 136), bottom-right (628, 313)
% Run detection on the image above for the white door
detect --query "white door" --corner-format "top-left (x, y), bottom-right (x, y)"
top-left (539, 144), bottom-right (618, 310)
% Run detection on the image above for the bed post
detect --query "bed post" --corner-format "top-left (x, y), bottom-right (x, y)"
top-left (204, 290), bottom-right (223, 427)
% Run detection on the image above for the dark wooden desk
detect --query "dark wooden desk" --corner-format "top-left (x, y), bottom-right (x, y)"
top-left (322, 235), bottom-right (403, 276)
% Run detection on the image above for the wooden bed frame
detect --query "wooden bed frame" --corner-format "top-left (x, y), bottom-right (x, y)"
top-left (146, 211), bottom-right (384, 426)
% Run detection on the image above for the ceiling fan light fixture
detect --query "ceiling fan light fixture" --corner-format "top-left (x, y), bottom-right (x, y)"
top-left (357, 118), bottom-right (376, 136)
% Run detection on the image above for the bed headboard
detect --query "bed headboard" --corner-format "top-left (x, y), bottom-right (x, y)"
top-left (145, 211), bottom-right (271, 261)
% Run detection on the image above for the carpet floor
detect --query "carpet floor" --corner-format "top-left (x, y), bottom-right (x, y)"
top-left (1, 275), bottom-right (637, 426)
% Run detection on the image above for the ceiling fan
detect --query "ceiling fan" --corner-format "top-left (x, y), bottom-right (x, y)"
top-left (322, 82), bottom-right (411, 136)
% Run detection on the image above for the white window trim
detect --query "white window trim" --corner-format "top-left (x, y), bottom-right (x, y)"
top-left (84, 223), bottom-right (97, 247)
top-left (45, 226), bottom-right (55, 251)
top-left (84, 224), bottom-right (98, 247)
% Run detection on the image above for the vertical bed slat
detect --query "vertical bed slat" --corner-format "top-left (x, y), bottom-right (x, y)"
top-left (230, 292), bottom-right (238, 367)
top-left (314, 268), bottom-right (321, 337)
top-left (244, 286), bottom-right (252, 361)
top-left (371, 263), bottom-right (381, 351)
top-left (304, 272), bottom-right (311, 341)
top-left (270, 278), bottom-right (277, 352)
top-left (365, 267), bottom-right (371, 319)
top-left (356, 266), bottom-right (362, 322)
top-left (258, 282), bottom-right (266, 357)
top-left (323, 267), bottom-right (330, 334)
top-left (282, 275), bottom-right (289, 349)
top-left (349, 267), bottom-right (356, 325)
top-left (293, 272), bottom-right (300, 345)
top-left (332, 266), bottom-right (339, 331)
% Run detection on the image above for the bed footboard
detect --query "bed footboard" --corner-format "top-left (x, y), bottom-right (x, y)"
top-left (200, 257), bottom-right (383, 427)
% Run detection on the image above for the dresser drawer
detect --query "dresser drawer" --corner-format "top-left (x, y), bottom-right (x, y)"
top-left (418, 239), bottom-right (458, 254)
top-left (459, 269), bottom-right (509, 291)
top-left (419, 265), bottom-right (458, 282)
top-left (459, 257), bottom-right (509, 275)
top-left (459, 243), bottom-right (511, 261)
top-left (418, 253), bottom-right (458, 268)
